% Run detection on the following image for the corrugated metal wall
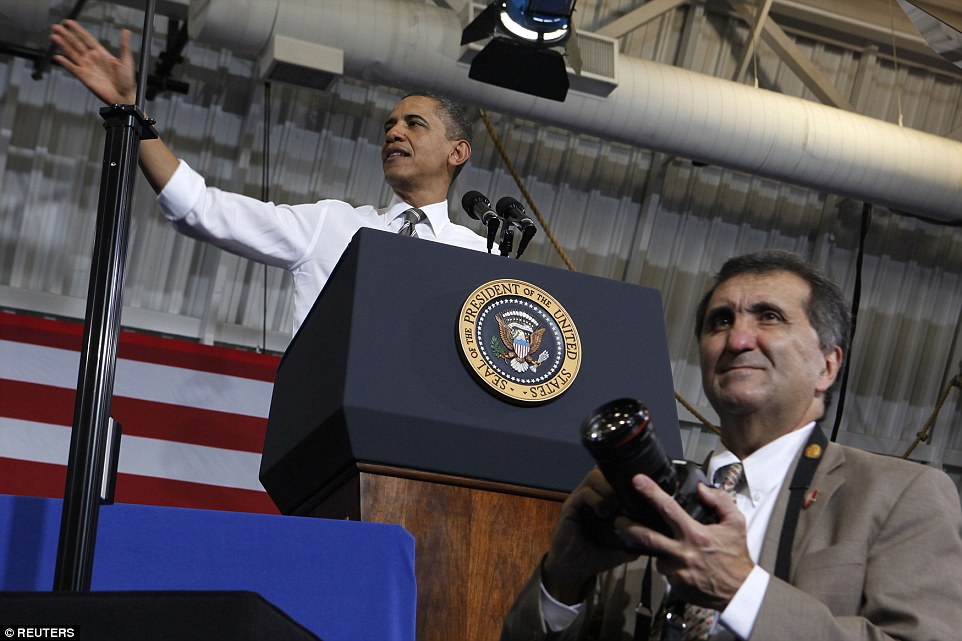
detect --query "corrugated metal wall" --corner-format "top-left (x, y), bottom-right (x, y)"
top-left (1, 1), bottom-right (960, 488)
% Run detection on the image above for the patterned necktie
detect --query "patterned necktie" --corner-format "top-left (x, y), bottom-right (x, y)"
top-left (679, 462), bottom-right (745, 641)
top-left (397, 208), bottom-right (424, 238)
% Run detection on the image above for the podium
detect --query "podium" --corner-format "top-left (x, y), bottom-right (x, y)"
top-left (262, 229), bottom-right (681, 641)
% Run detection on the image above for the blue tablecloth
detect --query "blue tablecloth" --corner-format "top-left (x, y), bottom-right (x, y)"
top-left (0, 495), bottom-right (416, 641)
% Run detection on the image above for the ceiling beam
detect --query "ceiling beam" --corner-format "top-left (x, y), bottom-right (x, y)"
top-left (914, 0), bottom-right (962, 32)
top-left (733, 0), bottom-right (775, 83)
top-left (725, 0), bottom-right (855, 111)
top-left (594, 0), bottom-right (856, 110)
top-left (595, 0), bottom-right (690, 39)
top-left (768, 0), bottom-right (960, 75)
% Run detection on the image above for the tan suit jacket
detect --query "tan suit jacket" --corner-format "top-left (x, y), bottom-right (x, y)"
top-left (501, 441), bottom-right (962, 641)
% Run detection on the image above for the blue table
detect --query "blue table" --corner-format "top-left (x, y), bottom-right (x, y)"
top-left (0, 495), bottom-right (416, 641)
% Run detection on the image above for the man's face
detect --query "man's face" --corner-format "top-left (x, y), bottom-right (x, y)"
top-left (381, 95), bottom-right (463, 195)
top-left (698, 271), bottom-right (841, 428)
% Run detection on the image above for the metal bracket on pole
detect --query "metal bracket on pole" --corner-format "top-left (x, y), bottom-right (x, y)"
top-left (100, 418), bottom-right (123, 505)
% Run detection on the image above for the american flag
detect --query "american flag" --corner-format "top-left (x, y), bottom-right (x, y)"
top-left (0, 312), bottom-right (281, 514)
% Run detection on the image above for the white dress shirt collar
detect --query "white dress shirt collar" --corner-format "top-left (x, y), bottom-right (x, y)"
top-left (383, 197), bottom-right (451, 238)
top-left (707, 422), bottom-right (816, 507)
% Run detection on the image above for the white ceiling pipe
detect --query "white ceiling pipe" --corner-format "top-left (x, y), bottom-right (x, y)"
top-left (185, 0), bottom-right (962, 222)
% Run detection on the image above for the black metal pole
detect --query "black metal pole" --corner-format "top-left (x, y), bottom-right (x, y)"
top-left (53, 1), bottom-right (158, 592)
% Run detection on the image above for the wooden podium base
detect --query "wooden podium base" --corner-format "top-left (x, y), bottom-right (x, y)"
top-left (305, 463), bottom-right (566, 641)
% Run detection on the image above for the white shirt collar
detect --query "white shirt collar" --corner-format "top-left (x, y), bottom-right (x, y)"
top-left (708, 422), bottom-right (816, 505)
top-left (384, 197), bottom-right (450, 237)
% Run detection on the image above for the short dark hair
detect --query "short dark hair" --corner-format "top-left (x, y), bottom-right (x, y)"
top-left (403, 91), bottom-right (473, 179)
top-left (694, 249), bottom-right (851, 408)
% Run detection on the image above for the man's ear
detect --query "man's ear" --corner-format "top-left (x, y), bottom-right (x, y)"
top-left (816, 345), bottom-right (844, 394)
top-left (449, 139), bottom-right (471, 169)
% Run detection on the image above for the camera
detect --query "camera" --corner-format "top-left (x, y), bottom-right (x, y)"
top-left (581, 398), bottom-right (716, 537)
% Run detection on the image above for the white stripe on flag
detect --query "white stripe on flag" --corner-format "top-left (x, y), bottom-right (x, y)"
top-left (1, 418), bottom-right (69, 465)
top-left (0, 340), bottom-right (273, 418)
top-left (0, 418), bottom-right (265, 492)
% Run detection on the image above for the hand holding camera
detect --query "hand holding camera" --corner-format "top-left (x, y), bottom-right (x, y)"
top-left (541, 398), bottom-right (740, 605)
top-left (581, 398), bottom-right (717, 548)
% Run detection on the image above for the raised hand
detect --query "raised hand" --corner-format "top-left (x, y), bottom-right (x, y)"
top-left (50, 19), bottom-right (137, 105)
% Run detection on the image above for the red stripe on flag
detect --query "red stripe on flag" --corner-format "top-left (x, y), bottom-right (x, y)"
top-left (0, 457), bottom-right (67, 499)
top-left (2, 379), bottom-right (266, 453)
top-left (0, 458), bottom-right (280, 515)
top-left (1, 312), bottom-right (280, 381)
top-left (117, 335), bottom-right (280, 382)
top-left (0, 312), bottom-right (83, 351)
top-left (114, 472), bottom-right (280, 514)
top-left (112, 396), bottom-right (267, 453)
top-left (1, 380), bottom-right (74, 428)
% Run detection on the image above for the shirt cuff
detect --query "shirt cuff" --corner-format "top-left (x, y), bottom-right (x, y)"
top-left (540, 582), bottom-right (584, 632)
top-left (156, 159), bottom-right (200, 222)
top-left (719, 565), bottom-right (769, 640)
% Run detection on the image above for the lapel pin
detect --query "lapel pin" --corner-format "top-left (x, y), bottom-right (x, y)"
top-left (803, 488), bottom-right (819, 509)
top-left (804, 443), bottom-right (823, 459)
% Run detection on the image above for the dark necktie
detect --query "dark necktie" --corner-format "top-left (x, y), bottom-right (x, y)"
top-left (397, 208), bottom-right (424, 238)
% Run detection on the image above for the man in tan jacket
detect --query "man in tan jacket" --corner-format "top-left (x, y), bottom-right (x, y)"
top-left (502, 250), bottom-right (962, 641)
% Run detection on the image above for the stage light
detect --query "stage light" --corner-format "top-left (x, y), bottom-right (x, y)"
top-left (461, 0), bottom-right (579, 102)
top-left (499, 0), bottom-right (573, 45)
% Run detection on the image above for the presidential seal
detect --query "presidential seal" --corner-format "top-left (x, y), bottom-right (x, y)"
top-left (458, 279), bottom-right (581, 403)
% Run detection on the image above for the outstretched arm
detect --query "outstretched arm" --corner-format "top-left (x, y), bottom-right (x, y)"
top-left (50, 19), bottom-right (179, 193)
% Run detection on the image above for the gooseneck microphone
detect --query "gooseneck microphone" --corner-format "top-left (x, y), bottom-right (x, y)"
top-left (461, 190), bottom-right (500, 253)
top-left (496, 197), bottom-right (537, 259)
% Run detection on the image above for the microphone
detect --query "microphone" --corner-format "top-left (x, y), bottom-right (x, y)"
top-left (516, 220), bottom-right (537, 259)
top-left (496, 197), bottom-right (537, 259)
top-left (462, 190), bottom-right (499, 224)
top-left (462, 190), bottom-right (500, 253)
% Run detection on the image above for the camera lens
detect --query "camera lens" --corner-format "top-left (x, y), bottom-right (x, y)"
top-left (581, 398), bottom-right (679, 533)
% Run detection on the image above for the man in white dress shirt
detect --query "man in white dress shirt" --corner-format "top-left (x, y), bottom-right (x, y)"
top-left (50, 20), bottom-right (488, 332)
top-left (502, 250), bottom-right (962, 641)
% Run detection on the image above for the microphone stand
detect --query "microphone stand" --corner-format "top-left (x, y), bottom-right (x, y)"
top-left (53, 1), bottom-right (159, 591)
top-left (498, 222), bottom-right (515, 257)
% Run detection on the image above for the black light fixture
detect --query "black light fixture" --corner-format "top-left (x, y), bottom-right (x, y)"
top-left (461, 0), bottom-right (579, 102)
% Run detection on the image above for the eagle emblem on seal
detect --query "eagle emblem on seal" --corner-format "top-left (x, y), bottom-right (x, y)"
top-left (458, 279), bottom-right (581, 403)
top-left (495, 314), bottom-right (550, 373)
